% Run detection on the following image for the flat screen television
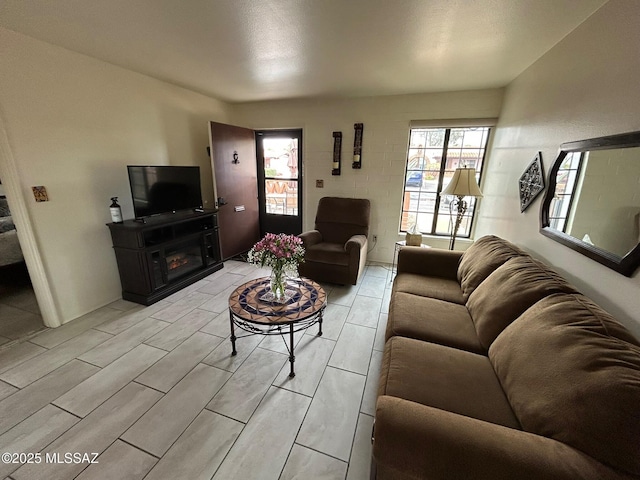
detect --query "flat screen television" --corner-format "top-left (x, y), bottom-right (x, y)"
top-left (127, 165), bottom-right (203, 219)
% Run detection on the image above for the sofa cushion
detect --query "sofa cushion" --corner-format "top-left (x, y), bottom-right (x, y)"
top-left (393, 272), bottom-right (464, 305)
top-left (489, 293), bottom-right (640, 477)
top-left (387, 292), bottom-right (484, 354)
top-left (467, 256), bottom-right (580, 350)
top-left (457, 235), bottom-right (526, 301)
top-left (379, 336), bottom-right (520, 429)
top-left (304, 242), bottom-right (349, 266)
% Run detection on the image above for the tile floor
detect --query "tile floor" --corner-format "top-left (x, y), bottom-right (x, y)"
top-left (0, 263), bottom-right (46, 346)
top-left (0, 259), bottom-right (393, 480)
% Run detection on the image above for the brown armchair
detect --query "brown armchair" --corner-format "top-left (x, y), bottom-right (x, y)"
top-left (298, 197), bottom-right (371, 285)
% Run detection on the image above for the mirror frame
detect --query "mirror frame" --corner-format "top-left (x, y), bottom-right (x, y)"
top-left (540, 130), bottom-right (640, 277)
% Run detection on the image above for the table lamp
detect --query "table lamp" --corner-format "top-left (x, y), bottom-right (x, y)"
top-left (441, 167), bottom-right (483, 250)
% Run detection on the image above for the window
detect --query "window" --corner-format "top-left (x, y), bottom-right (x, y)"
top-left (548, 151), bottom-right (584, 232)
top-left (400, 126), bottom-right (491, 237)
top-left (261, 136), bottom-right (299, 216)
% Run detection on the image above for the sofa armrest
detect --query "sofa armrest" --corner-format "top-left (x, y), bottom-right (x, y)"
top-left (345, 234), bottom-right (367, 253)
top-left (346, 235), bottom-right (368, 285)
top-left (397, 246), bottom-right (462, 280)
top-left (374, 396), bottom-right (623, 480)
top-left (299, 230), bottom-right (322, 248)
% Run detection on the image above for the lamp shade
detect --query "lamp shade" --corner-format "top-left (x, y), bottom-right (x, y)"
top-left (441, 167), bottom-right (483, 197)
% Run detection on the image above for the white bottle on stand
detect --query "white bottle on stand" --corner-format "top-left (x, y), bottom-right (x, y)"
top-left (109, 197), bottom-right (123, 223)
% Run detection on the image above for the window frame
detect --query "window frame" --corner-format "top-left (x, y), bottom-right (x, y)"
top-left (400, 125), bottom-right (491, 238)
top-left (547, 151), bottom-right (585, 233)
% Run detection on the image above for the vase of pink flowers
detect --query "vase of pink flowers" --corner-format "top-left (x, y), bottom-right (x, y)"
top-left (248, 233), bottom-right (305, 302)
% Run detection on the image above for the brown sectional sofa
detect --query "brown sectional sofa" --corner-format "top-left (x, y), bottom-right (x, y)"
top-left (373, 235), bottom-right (640, 480)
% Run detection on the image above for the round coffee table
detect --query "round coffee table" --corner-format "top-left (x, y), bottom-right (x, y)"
top-left (228, 276), bottom-right (327, 378)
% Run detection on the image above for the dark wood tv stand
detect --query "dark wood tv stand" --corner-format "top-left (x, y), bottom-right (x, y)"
top-left (107, 210), bottom-right (223, 305)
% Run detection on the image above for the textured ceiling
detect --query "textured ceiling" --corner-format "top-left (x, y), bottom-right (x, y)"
top-left (0, 0), bottom-right (607, 102)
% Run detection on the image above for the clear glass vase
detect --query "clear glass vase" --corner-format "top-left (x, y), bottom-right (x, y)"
top-left (270, 266), bottom-right (286, 301)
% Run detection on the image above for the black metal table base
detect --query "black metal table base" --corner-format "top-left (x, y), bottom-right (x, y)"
top-left (229, 310), bottom-right (324, 377)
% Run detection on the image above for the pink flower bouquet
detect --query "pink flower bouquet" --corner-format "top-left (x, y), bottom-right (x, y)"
top-left (248, 233), bottom-right (305, 301)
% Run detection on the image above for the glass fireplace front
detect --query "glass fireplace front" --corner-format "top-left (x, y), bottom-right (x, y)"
top-left (164, 239), bottom-right (204, 282)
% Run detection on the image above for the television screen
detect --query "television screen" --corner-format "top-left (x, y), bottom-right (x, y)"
top-left (127, 165), bottom-right (202, 218)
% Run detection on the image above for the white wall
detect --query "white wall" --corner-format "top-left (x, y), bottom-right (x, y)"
top-left (231, 89), bottom-right (503, 263)
top-left (478, 0), bottom-right (640, 336)
top-left (0, 28), bottom-right (230, 325)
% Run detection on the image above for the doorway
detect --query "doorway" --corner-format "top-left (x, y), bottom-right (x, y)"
top-left (256, 129), bottom-right (303, 235)
top-left (0, 181), bottom-right (46, 342)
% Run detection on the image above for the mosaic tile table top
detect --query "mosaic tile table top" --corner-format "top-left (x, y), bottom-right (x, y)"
top-left (229, 277), bottom-right (327, 325)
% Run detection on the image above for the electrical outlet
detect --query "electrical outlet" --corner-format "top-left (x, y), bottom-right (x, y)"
top-left (373, 235), bottom-right (378, 242)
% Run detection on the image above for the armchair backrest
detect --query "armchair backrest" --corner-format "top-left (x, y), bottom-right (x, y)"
top-left (315, 197), bottom-right (370, 244)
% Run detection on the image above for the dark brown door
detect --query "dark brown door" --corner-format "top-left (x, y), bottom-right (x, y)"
top-left (209, 121), bottom-right (260, 260)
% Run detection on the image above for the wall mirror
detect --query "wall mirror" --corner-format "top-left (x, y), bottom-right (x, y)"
top-left (540, 131), bottom-right (640, 277)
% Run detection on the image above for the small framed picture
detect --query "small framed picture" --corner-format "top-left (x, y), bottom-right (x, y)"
top-left (519, 153), bottom-right (545, 212)
top-left (32, 186), bottom-right (49, 202)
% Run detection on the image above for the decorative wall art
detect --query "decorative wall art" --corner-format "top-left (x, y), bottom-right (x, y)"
top-left (352, 123), bottom-right (363, 169)
top-left (32, 186), bottom-right (49, 202)
top-left (518, 152), bottom-right (545, 212)
top-left (332, 131), bottom-right (342, 175)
